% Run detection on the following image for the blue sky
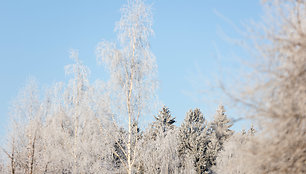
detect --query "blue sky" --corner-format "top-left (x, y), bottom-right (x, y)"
top-left (0, 0), bottom-right (262, 138)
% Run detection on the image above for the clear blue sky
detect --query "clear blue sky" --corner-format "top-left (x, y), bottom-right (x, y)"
top-left (0, 0), bottom-right (262, 138)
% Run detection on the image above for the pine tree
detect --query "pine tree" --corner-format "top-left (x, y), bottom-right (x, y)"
top-left (150, 106), bottom-right (176, 139)
top-left (210, 105), bottom-right (233, 151)
top-left (206, 105), bottom-right (233, 173)
top-left (112, 127), bottom-right (127, 171)
top-left (178, 108), bottom-right (209, 173)
top-left (136, 106), bottom-right (178, 174)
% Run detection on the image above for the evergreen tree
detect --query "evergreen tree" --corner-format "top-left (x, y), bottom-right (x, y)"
top-left (112, 120), bottom-right (142, 173)
top-left (210, 105), bottom-right (233, 150)
top-left (206, 105), bottom-right (233, 173)
top-left (150, 106), bottom-right (176, 139)
top-left (112, 127), bottom-right (127, 171)
top-left (178, 108), bottom-right (209, 174)
top-left (136, 106), bottom-right (179, 174)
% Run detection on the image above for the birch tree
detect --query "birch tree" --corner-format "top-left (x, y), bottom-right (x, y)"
top-left (64, 50), bottom-right (91, 173)
top-left (2, 51), bottom-right (115, 173)
top-left (96, 0), bottom-right (157, 173)
top-left (60, 50), bottom-right (114, 173)
top-left (3, 79), bottom-right (45, 174)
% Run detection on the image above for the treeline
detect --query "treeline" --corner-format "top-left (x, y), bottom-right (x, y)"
top-left (1, 76), bottom-right (242, 173)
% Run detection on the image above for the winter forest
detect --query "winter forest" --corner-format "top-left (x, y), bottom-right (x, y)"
top-left (1, 0), bottom-right (305, 173)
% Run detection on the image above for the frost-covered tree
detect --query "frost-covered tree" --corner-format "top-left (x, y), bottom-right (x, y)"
top-left (150, 106), bottom-right (176, 139)
top-left (216, 0), bottom-right (306, 173)
top-left (137, 127), bottom-right (181, 174)
top-left (3, 79), bottom-right (45, 174)
top-left (2, 50), bottom-right (115, 173)
top-left (112, 127), bottom-right (127, 171)
top-left (96, 0), bottom-right (157, 173)
top-left (178, 109), bottom-right (209, 173)
top-left (210, 105), bottom-right (233, 149)
top-left (244, 1), bottom-right (306, 172)
top-left (205, 105), bottom-right (233, 172)
top-left (213, 128), bottom-right (255, 174)
top-left (57, 51), bottom-right (113, 173)
top-left (136, 106), bottom-right (179, 174)
top-left (65, 50), bottom-right (92, 173)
